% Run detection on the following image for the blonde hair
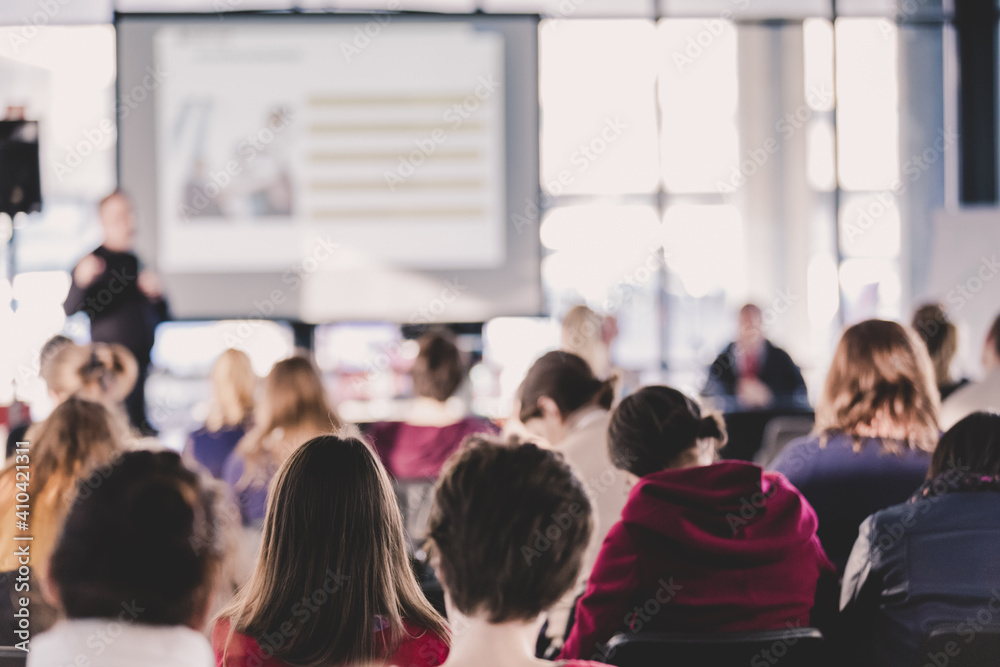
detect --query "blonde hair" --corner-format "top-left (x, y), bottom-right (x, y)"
top-left (816, 319), bottom-right (940, 453)
top-left (205, 349), bottom-right (257, 432)
top-left (41, 342), bottom-right (90, 400)
top-left (561, 305), bottom-right (614, 378)
top-left (233, 356), bottom-right (343, 487)
top-left (0, 397), bottom-right (123, 571)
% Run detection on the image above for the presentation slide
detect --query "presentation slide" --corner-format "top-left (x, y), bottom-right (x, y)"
top-left (117, 14), bottom-right (540, 322)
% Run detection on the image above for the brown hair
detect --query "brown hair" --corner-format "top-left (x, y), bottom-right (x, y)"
top-left (911, 304), bottom-right (958, 388)
top-left (411, 329), bottom-right (465, 402)
top-left (234, 356), bottom-right (342, 486)
top-left (518, 351), bottom-right (615, 423)
top-left (77, 343), bottom-right (139, 405)
top-left (988, 312), bottom-right (1000, 360)
top-left (427, 435), bottom-right (592, 622)
top-left (206, 349), bottom-right (257, 432)
top-left (0, 397), bottom-right (123, 571)
top-left (218, 435), bottom-right (448, 665)
top-left (815, 319), bottom-right (939, 453)
top-left (609, 385), bottom-right (727, 477)
top-left (51, 450), bottom-right (225, 627)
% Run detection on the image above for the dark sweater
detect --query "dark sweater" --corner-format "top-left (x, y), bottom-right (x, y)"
top-left (769, 433), bottom-right (932, 572)
top-left (63, 245), bottom-right (165, 364)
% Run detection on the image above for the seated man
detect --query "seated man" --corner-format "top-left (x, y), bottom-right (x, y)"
top-left (703, 303), bottom-right (807, 410)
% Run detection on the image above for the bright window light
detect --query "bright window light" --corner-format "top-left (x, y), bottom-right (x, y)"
top-left (658, 19), bottom-right (740, 193)
top-left (806, 118), bottom-right (837, 191)
top-left (838, 192), bottom-right (901, 258)
top-left (835, 18), bottom-right (900, 191)
top-left (839, 258), bottom-right (901, 322)
top-left (807, 254), bottom-right (840, 325)
top-left (541, 204), bottom-right (662, 304)
top-left (539, 19), bottom-right (660, 195)
top-left (662, 204), bottom-right (743, 298)
top-left (803, 18), bottom-right (835, 112)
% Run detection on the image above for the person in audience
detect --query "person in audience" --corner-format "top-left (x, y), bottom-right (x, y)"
top-left (0, 397), bottom-right (123, 575)
top-left (222, 355), bottom-right (345, 526)
top-left (427, 435), bottom-right (604, 667)
top-left (912, 303), bottom-right (968, 401)
top-left (940, 311), bottom-right (1000, 429)
top-left (186, 349), bottom-right (257, 479)
top-left (559, 386), bottom-right (832, 659)
top-left (561, 305), bottom-right (617, 380)
top-left (703, 303), bottom-right (808, 410)
top-left (63, 190), bottom-right (169, 434)
top-left (75, 342), bottom-right (140, 432)
top-left (30, 450), bottom-right (224, 666)
top-left (367, 329), bottom-right (498, 480)
top-left (840, 412), bottom-right (1000, 667)
top-left (516, 350), bottom-right (627, 650)
top-left (213, 435), bottom-right (449, 666)
top-left (5, 334), bottom-right (73, 458)
top-left (769, 319), bottom-right (940, 571)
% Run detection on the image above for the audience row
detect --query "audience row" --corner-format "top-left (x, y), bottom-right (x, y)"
top-left (3, 310), bottom-right (1000, 667)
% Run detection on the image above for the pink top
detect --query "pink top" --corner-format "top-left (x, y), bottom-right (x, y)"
top-left (212, 617), bottom-right (448, 667)
top-left (367, 417), bottom-right (499, 479)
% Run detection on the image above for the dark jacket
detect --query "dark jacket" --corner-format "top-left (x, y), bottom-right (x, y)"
top-left (63, 245), bottom-right (166, 364)
top-left (559, 461), bottom-right (833, 660)
top-left (703, 340), bottom-right (808, 409)
top-left (840, 480), bottom-right (1000, 667)
top-left (769, 433), bottom-right (932, 572)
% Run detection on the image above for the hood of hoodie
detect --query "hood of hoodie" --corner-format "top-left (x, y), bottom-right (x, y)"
top-left (621, 460), bottom-right (820, 566)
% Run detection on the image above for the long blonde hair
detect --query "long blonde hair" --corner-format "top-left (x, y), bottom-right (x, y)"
top-left (206, 349), bottom-right (257, 432)
top-left (234, 356), bottom-right (342, 486)
top-left (0, 397), bottom-right (123, 571)
top-left (816, 319), bottom-right (940, 453)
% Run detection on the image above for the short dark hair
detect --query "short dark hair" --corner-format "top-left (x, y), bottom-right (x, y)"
top-left (427, 435), bottom-right (593, 622)
top-left (930, 412), bottom-right (1000, 479)
top-left (518, 351), bottom-right (614, 423)
top-left (411, 330), bottom-right (465, 402)
top-left (50, 450), bottom-right (224, 626)
top-left (609, 385), bottom-right (727, 478)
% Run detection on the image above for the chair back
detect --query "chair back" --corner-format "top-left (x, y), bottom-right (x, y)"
top-left (915, 626), bottom-right (1000, 667)
top-left (0, 647), bottom-right (25, 667)
top-left (394, 479), bottom-right (436, 546)
top-left (755, 415), bottom-right (815, 467)
top-left (602, 627), bottom-right (828, 667)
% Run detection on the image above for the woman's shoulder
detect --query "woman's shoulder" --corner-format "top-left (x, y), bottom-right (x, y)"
top-left (768, 433), bottom-right (824, 478)
top-left (390, 621), bottom-right (449, 667)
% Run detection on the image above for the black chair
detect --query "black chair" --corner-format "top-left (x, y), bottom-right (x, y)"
top-left (602, 627), bottom-right (828, 667)
top-left (914, 626), bottom-right (1000, 667)
top-left (0, 647), bottom-right (25, 667)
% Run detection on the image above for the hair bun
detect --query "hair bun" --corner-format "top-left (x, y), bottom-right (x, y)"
top-left (697, 413), bottom-right (727, 445)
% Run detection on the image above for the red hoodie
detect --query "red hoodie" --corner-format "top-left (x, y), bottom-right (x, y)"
top-left (559, 461), bottom-right (833, 660)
